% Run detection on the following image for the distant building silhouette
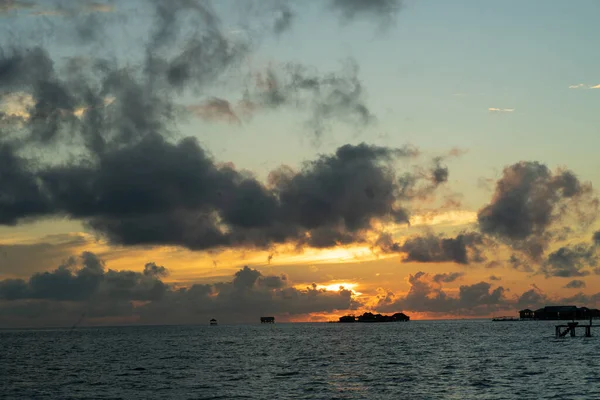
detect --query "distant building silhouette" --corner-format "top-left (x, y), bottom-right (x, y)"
top-left (339, 312), bottom-right (410, 323)
top-left (519, 306), bottom-right (600, 320)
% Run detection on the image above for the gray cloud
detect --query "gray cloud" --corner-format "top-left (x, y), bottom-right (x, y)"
top-left (541, 244), bottom-right (597, 278)
top-left (329, 0), bottom-right (403, 26)
top-left (376, 272), bottom-right (508, 316)
top-left (377, 232), bottom-right (485, 265)
top-left (0, 252), bottom-right (167, 302)
top-left (432, 272), bottom-right (464, 283)
top-left (477, 162), bottom-right (598, 260)
top-left (515, 285), bottom-right (548, 310)
top-left (36, 139), bottom-right (425, 250)
top-left (508, 254), bottom-right (533, 273)
top-left (564, 279), bottom-right (586, 289)
top-left (0, 0), bottom-right (443, 254)
top-left (240, 60), bottom-right (375, 138)
top-left (0, 143), bottom-right (53, 225)
top-left (0, 254), bottom-right (358, 326)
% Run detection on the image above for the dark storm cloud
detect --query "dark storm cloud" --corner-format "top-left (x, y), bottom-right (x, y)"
top-left (540, 244), bottom-right (597, 278)
top-left (477, 162), bottom-right (598, 260)
top-left (0, 0), bottom-right (437, 253)
top-left (0, 257), bottom-right (358, 326)
top-left (564, 279), bottom-right (586, 289)
top-left (377, 232), bottom-right (485, 265)
top-left (0, 143), bottom-right (52, 225)
top-left (35, 137), bottom-right (422, 250)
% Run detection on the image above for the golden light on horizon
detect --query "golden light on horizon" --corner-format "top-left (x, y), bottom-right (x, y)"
top-left (409, 210), bottom-right (477, 228)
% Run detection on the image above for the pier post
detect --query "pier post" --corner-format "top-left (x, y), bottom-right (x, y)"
top-left (569, 322), bottom-right (578, 337)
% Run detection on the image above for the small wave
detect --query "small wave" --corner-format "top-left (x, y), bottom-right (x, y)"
top-left (275, 371), bottom-right (301, 377)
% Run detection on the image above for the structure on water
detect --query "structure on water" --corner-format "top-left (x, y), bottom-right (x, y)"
top-left (519, 306), bottom-right (600, 321)
top-left (209, 318), bottom-right (218, 326)
top-left (260, 316), bottom-right (275, 324)
top-left (338, 312), bottom-right (410, 323)
top-left (555, 321), bottom-right (596, 338)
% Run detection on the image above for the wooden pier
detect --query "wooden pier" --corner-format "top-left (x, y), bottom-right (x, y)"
top-left (555, 321), bottom-right (597, 338)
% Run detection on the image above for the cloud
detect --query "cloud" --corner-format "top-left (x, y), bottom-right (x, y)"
top-left (489, 275), bottom-right (501, 281)
top-left (377, 232), bottom-right (486, 264)
top-left (0, 254), bottom-right (359, 326)
top-left (187, 98), bottom-right (241, 124)
top-left (568, 83), bottom-right (600, 89)
top-left (432, 272), bottom-right (465, 283)
top-left (0, 0), bottom-right (447, 254)
top-left (242, 60), bottom-right (375, 137)
top-left (540, 244), bottom-right (597, 278)
top-left (593, 231), bottom-right (600, 246)
top-left (329, 0), bottom-right (403, 26)
top-left (508, 254), bottom-right (533, 273)
top-left (375, 271), bottom-right (508, 316)
top-left (564, 279), bottom-right (586, 289)
top-left (477, 162), bottom-right (598, 260)
top-left (35, 139), bottom-right (431, 251)
top-left (0, 251), bottom-right (167, 302)
top-left (488, 108), bottom-right (514, 113)
top-left (515, 285), bottom-right (548, 310)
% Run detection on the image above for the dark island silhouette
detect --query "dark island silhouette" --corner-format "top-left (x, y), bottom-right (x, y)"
top-left (338, 312), bottom-right (410, 323)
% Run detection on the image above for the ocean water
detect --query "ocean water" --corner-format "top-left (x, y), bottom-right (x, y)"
top-left (2, 320), bottom-right (600, 399)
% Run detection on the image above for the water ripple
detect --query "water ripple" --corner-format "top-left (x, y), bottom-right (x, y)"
top-left (2, 321), bottom-right (600, 399)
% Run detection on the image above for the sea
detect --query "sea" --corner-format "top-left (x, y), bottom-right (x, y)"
top-left (2, 320), bottom-right (599, 399)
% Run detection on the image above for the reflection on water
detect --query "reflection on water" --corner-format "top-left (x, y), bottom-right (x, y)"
top-left (2, 320), bottom-right (600, 399)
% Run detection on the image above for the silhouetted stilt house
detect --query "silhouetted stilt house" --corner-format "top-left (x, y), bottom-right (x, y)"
top-left (260, 316), bottom-right (275, 324)
top-left (519, 306), bottom-right (600, 320)
top-left (209, 318), bottom-right (218, 326)
top-left (518, 309), bottom-right (534, 319)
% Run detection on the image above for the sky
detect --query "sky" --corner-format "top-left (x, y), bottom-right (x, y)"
top-left (1, 0), bottom-right (600, 327)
